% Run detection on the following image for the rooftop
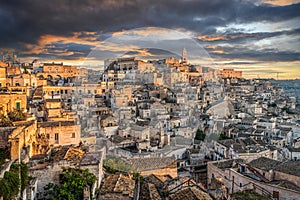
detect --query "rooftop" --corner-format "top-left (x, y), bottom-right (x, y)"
top-left (169, 186), bottom-right (212, 200)
top-left (127, 156), bottom-right (175, 172)
top-left (51, 145), bottom-right (84, 163)
top-left (248, 157), bottom-right (281, 171)
top-left (248, 157), bottom-right (300, 177)
top-left (37, 120), bottom-right (76, 127)
top-left (275, 160), bottom-right (300, 177)
top-left (270, 180), bottom-right (300, 191)
top-left (80, 151), bottom-right (102, 166)
top-left (100, 174), bottom-right (135, 198)
top-left (212, 159), bottom-right (244, 169)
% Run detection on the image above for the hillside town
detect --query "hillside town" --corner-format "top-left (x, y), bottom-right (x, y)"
top-left (0, 51), bottom-right (299, 200)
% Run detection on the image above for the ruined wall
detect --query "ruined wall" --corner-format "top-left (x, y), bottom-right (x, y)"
top-left (207, 162), bottom-right (300, 200)
top-left (29, 161), bottom-right (72, 196)
top-left (274, 170), bottom-right (300, 187)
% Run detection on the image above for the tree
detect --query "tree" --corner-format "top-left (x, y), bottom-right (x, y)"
top-left (0, 147), bottom-right (10, 165)
top-left (7, 109), bottom-right (27, 122)
top-left (218, 134), bottom-right (231, 140)
top-left (104, 156), bottom-right (135, 173)
top-left (0, 109), bottom-right (27, 127)
top-left (195, 129), bottom-right (206, 141)
top-left (0, 171), bottom-right (20, 200)
top-left (10, 163), bottom-right (29, 191)
top-left (0, 114), bottom-right (12, 127)
top-left (0, 162), bottom-right (29, 200)
top-left (44, 167), bottom-right (97, 200)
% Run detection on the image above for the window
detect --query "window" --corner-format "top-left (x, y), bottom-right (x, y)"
top-left (16, 102), bottom-right (21, 110)
top-left (46, 134), bottom-right (50, 139)
top-left (72, 133), bottom-right (75, 138)
top-left (273, 191), bottom-right (279, 198)
top-left (55, 133), bottom-right (59, 143)
top-left (65, 90), bottom-right (68, 94)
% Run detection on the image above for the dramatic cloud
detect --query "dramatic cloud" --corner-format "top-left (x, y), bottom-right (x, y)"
top-left (198, 28), bottom-right (300, 42)
top-left (259, 0), bottom-right (300, 6)
top-left (0, 0), bottom-right (299, 78)
top-left (1, 0), bottom-right (299, 46)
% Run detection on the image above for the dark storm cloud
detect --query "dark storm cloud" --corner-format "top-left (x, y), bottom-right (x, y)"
top-left (209, 46), bottom-right (300, 62)
top-left (44, 43), bottom-right (93, 56)
top-left (0, 0), bottom-right (299, 49)
top-left (199, 28), bottom-right (300, 43)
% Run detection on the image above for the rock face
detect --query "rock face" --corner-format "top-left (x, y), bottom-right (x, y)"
top-left (206, 99), bottom-right (235, 118)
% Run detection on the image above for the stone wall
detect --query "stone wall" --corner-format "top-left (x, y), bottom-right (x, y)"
top-left (139, 162), bottom-right (178, 178)
top-left (274, 170), bottom-right (300, 187)
top-left (207, 161), bottom-right (300, 200)
top-left (237, 149), bottom-right (272, 162)
top-left (29, 162), bottom-right (69, 196)
top-left (9, 121), bottom-right (38, 160)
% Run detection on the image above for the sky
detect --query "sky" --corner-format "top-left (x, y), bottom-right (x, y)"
top-left (0, 0), bottom-right (299, 79)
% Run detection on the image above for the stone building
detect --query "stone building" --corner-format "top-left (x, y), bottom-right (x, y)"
top-left (29, 146), bottom-right (105, 199)
top-left (37, 121), bottom-right (81, 147)
top-left (37, 62), bottom-right (79, 79)
top-left (214, 138), bottom-right (274, 162)
top-left (127, 156), bottom-right (177, 178)
top-left (207, 158), bottom-right (300, 200)
top-left (220, 69), bottom-right (242, 79)
top-left (0, 92), bottom-right (27, 115)
top-left (9, 73), bottom-right (37, 87)
top-left (0, 120), bottom-right (43, 160)
top-left (0, 64), bottom-right (7, 87)
top-left (99, 174), bottom-right (135, 200)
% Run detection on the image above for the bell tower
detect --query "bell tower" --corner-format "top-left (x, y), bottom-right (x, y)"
top-left (181, 48), bottom-right (187, 65)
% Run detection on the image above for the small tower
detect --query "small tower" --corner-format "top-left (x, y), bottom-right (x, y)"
top-left (181, 48), bottom-right (187, 65)
top-left (13, 53), bottom-right (17, 64)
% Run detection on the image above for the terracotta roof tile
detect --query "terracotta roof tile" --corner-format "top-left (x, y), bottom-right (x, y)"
top-left (127, 157), bottom-right (175, 172)
top-left (100, 174), bottom-right (135, 198)
top-left (249, 157), bottom-right (281, 171)
top-left (169, 186), bottom-right (212, 200)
